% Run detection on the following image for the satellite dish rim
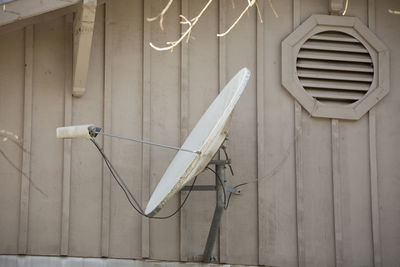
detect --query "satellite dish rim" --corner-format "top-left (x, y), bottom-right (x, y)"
top-left (145, 68), bottom-right (251, 216)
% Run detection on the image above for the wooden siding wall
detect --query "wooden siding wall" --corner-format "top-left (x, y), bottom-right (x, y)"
top-left (0, 0), bottom-right (399, 266)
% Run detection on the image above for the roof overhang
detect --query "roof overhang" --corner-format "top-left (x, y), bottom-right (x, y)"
top-left (0, 0), bottom-right (81, 27)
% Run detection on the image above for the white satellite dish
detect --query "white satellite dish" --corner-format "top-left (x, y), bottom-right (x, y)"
top-left (145, 68), bottom-right (250, 216)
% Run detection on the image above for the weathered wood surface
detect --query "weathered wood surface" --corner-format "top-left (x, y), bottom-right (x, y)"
top-left (28, 16), bottom-right (65, 255)
top-left (0, 27), bottom-right (24, 254)
top-left (0, 0), bottom-right (399, 266)
top-left (18, 25), bottom-right (33, 255)
top-left (60, 14), bottom-right (73, 256)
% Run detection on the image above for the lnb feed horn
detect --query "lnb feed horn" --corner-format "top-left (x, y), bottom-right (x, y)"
top-left (56, 124), bottom-right (101, 139)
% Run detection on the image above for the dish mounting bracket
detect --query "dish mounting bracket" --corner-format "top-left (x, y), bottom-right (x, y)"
top-left (181, 141), bottom-right (238, 263)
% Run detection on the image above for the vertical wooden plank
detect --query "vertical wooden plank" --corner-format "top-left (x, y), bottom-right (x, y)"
top-left (256, 1), bottom-right (264, 265)
top-left (60, 14), bottom-right (73, 256)
top-left (300, 0), bottom-right (328, 21)
top-left (28, 16), bottom-right (65, 254)
top-left (179, 0), bottom-right (189, 261)
top-left (107, 0), bottom-right (143, 258)
top-left (302, 116), bottom-right (335, 266)
top-left (259, 0), bottom-right (297, 265)
top-left (224, 1), bottom-right (258, 262)
top-left (343, 0), bottom-right (367, 24)
top-left (218, 0), bottom-right (227, 263)
top-left (101, 0), bottom-right (112, 257)
top-left (369, 103), bottom-right (382, 267)
top-left (293, 0), bottom-right (301, 27)
top-left (367, 1), bottom-right (381, 266)
top-left (292, 1), bottom-right (304, 266)
top-left (367, 0), bottom-right (376, 31)
top-left (69, 3), bottom-right (104, 257)
top-left (141, 0), bottom-right (151, 259)
top-left (375, 1), bottom-right (400, 265)
top-left (17, 25), bottom-right (33, 255)
top-left (331, 119), bottom-right (343, 267)
top-left (218, 0), bottom-right (227, 91)
top-left (295, 100), bottom-right (304, 267)
top-left (180, 1), bottom-right (189, 142)
top-left (148, 0), bottom-right (180, 259)
top-left (340, 118), bottom-right (373, 266)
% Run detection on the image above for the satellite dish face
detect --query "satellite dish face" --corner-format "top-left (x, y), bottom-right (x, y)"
top-left (145, 68), bottom-right (251, 216)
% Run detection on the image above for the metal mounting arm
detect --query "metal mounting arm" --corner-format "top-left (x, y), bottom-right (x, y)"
top-left (202, 159), bottom-right (226, 262)
top-left (185, 139), bottom-right (237, 262)
top-left (181, 142), bottom-right (236, 262)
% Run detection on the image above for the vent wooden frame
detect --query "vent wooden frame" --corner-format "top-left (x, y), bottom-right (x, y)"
top-left (282, 14), bottom-right (390, 120)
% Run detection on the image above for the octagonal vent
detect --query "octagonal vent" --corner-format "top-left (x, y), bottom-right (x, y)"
top-left (297, 31), bottom-right (373, 105)
top-left (282, 15), bottom-right (390, 120)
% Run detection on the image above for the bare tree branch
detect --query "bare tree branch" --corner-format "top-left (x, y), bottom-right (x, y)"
top-left (148, 0), bottom-right (277, 51)
top-left (150, 0), bottom-right (213, 51)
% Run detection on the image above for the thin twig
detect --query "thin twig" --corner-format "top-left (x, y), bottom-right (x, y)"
top-left (255, 0), bottom-right (263, 23)
top-left (388, 9), bottom-right (400, 15)
top-left (342, 0), bottom-right (349, 15)
top-left (217, 0), bottom-right (256, 37)
top-left (147, 0), bottom-right (174, 31)
top-left (0, 129), bottom-right (19, 140)
top-left (268, 0), bottom-right (279, 18)
top-left (150, 0), bottom-right (213, 51)
top-left (0, 149), bottom-right (47, 197)
top-left (179, 14), bottom-right (192, 43)
top-left (0, 130), bottom-right (29, 153)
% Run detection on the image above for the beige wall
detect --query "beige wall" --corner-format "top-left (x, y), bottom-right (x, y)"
top-left (0, 0), bottom-right (399, 266)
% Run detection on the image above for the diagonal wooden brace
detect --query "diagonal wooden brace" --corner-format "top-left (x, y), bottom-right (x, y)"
top-left (72, 0), bottom-right (97, 97)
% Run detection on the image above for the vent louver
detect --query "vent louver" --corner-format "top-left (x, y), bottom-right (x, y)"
top-left (296, 31), bottom-right (373, 105)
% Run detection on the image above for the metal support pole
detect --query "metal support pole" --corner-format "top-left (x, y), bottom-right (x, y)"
top-left (203, 162), bottom-right (225, 262)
